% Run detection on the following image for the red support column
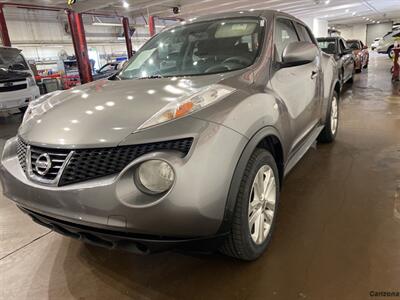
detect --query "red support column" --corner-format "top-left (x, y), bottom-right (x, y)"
top-left (67, 10), bottom-right (92, 84)
top-left (393, 48), bottom-right (400, 81)
top-left (122, 17), bottom-right (133, 58)
top-left (0, 4), bottom-right (11, 47)
top-left (149, 15), bottom-right (155, 37)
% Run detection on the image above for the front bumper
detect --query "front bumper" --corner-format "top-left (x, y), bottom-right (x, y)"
top-left (0, 86), bottom-right (40, 111)
top-left (0, 118), bottom-right (247, 238)
top-left (376, 45), bottom-right (389, 54)
top-left (20, 206), bottom-right (228, 253)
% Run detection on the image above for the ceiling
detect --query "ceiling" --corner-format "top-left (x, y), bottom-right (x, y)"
top-left (2, 0), bottom-right (400, 25)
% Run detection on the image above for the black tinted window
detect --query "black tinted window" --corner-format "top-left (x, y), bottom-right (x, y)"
top-left (274, 18), bottom-right (299, 61)
top-left (346, 40), bottom-right (361, 50)
top-left (317, 40), bottom-right (337, 54)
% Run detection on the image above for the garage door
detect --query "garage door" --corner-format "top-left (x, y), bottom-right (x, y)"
top-left (366, 22), bottom-right (393, 47)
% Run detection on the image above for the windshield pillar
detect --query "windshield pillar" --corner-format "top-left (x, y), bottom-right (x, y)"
top-left (0, 4), bottom-right (11, 47)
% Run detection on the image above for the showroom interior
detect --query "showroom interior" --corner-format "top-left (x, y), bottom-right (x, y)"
top-left (0, 0), bottom-right (400, 299)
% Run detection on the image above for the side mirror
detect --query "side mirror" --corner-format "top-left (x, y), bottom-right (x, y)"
top-left (281, 41), bottom-right (318, 68)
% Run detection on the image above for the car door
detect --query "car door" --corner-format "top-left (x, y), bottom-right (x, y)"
top-left (339, 38), bottom-right (353, 80)
top-left (270, 18), bottom-right (321, 153)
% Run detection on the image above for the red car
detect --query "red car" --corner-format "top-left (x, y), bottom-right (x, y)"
top-left (346, 39), bottom-right (369, 73)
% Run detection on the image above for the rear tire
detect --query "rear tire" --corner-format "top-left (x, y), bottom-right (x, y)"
top-left (318, 91), bottom-right (339, 143)
top-left (220, 149), bottom-right (280, 261)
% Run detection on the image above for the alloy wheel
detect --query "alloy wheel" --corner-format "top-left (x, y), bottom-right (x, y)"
top-left (330, 96), bottom-right (338, 135)
top-left (248, 165), bottom-right (276, 245)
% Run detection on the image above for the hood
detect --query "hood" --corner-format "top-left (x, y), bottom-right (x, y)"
top-left (19, 72), bottom-right (243, 148)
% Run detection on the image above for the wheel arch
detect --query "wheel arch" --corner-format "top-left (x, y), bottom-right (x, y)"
top-left (217, 126), bottom-right (285, 234)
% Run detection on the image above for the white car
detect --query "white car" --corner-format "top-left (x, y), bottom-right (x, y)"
top-left (376, 29), bottom-right (400, 58)
top-left (371, 38), bottom-right (380, 51)
top-left (0, 47), bottom-right (40, 112)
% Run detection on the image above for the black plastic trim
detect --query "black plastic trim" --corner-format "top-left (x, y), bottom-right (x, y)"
top-left (217, 126), bottom-right (284, 234)
top-left (19, 206), bottom-right (227, 254)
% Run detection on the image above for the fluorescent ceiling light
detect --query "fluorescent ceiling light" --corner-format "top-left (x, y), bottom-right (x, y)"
top-left (123, 1), bottom-right (129, 8)
top-left (92, 22), bottom-right (122, 27)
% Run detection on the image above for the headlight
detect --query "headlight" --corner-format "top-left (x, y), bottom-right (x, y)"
top-left (138, 84), bottom-right (235, 130)
top-left (27, 76), bottom-right (36, 87)
top-left (135, 160), bottom-right (175, 194)
top-left (22, 91), bottom-right (63, 124)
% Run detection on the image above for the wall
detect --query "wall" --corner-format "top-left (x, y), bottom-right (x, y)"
top-left (2, 7), bottom-right (150, 69)
top-left (366, 22), bottom-right (393, 46)
top-left (313, 19), bottom-right (329, 38)
top-left (299, 17), bottom-right (328, 38)
top-left (337, 24), bottom-right (367, 44)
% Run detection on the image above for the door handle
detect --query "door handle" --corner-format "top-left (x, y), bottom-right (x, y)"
top-left (311, 70), bottom-right (318, 79)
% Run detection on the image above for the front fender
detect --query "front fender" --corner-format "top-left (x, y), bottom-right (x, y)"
top-left (192, 89), bottom-right (291, 159)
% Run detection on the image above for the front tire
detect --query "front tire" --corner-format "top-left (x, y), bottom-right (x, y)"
top-left (220, 149), bottom-right (280, 261)
top-left (318, 91), bottom-right (339, 143)
top-left (388, 46), bottom-right (394, 59)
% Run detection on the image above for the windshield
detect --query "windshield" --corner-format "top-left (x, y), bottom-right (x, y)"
top-left (317, 40), bottom-right (337, 54)
top-left (0, 52), bottom-right (29, 70)
top-left (346, 40), bottom-right (361, 50)
top-left (118, 17), bottom-right (264, 80)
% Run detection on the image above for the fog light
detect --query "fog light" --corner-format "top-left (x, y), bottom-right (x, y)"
top-left (136, 160), bottom-right (175, 194)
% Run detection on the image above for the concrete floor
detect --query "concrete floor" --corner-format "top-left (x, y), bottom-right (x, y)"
top-left (0, 54), bottom-right (399, 300)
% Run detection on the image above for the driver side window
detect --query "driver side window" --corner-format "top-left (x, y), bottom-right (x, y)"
top-left (274, 18), bottom-right (299, 62)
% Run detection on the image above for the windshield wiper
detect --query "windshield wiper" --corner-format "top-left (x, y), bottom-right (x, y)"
top-left (138, 75), bottom-right (164, 80)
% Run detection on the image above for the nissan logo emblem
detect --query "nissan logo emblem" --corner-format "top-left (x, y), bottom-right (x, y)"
top-left (35, 153), bottom-right (52, 175)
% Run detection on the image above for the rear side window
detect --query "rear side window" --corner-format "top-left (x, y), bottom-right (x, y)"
top-left (339, 39), bottom-right (348, 52)
top-left (295, 23), bottom-right (314, 44)
top-left (274, 18), bottom-right (299, 61)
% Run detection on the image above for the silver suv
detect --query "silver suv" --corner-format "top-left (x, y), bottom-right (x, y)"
top-left (0, 11), bottom-right (339, 260)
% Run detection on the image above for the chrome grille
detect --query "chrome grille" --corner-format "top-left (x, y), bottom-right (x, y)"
top-left (0, 83), bottom-right (27, 92)
top-left (29, 147), bottom-right (71, 181)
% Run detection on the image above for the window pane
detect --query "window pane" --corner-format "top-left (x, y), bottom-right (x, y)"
top-left (317, 40), bottom-right (337, 54)
top-left (275, 19), bottom-right (299, 61)
top-left (296, 24), bottom-right (313, 43)
top-left (118, 17), bottom-right (264, 79)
